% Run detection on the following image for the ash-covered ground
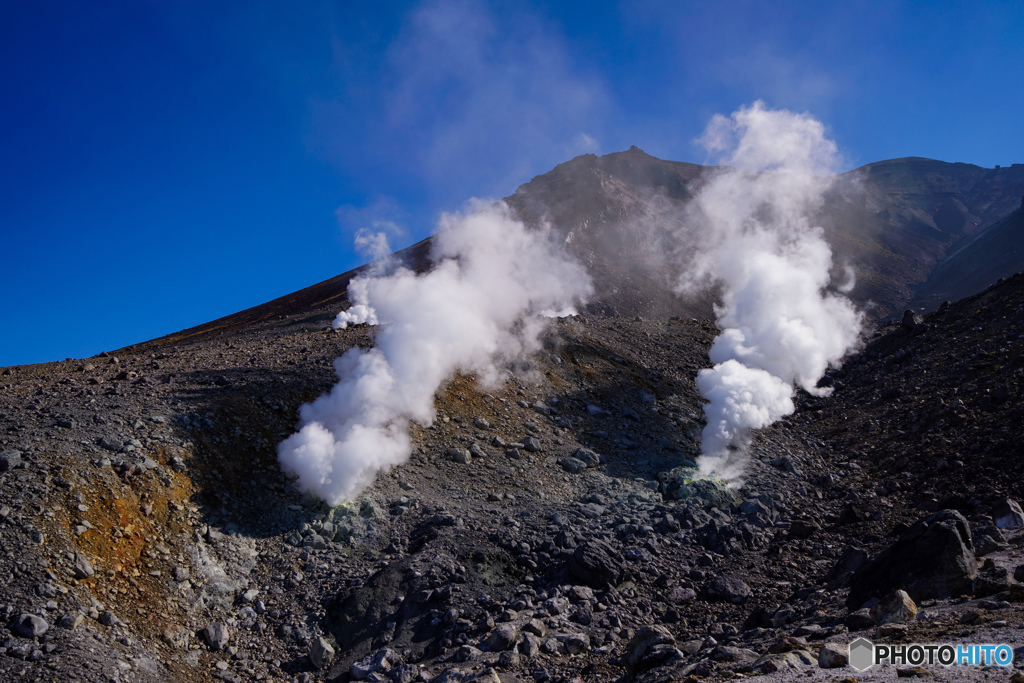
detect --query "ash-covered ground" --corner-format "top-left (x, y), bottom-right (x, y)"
top-left (1, 274), bottom-right (1024, 683)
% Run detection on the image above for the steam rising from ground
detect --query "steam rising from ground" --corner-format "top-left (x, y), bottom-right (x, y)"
top-left (681, 102), bottom-right (863, 480)
top-left (278, 201), bottom-right (592, 504)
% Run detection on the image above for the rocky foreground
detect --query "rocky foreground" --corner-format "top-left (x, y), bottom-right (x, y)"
top-left (2, 273), bottom-right (1024, 683)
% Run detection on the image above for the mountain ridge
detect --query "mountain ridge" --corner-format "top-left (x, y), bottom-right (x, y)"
top-left (66, 149), bottom-right (1024, 366)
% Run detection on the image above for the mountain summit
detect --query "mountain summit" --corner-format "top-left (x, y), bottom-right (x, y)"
top-left (144, 150), bottom-right (1024, 352)
top-left (506, 148), bottom-right (1024, 320)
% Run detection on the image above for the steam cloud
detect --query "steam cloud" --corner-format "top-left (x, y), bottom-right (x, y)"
top-left (680, 102), bottom-right (863, 479)
top-left (278, 201), bottom-right (592, 504)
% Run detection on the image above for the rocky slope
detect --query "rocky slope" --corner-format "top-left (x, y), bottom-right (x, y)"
top-left (914, 197), bottom-right (1024, 310)
top-left (506, 150), bottom-right (1024, 320)
top-left (140, 151), bottom-right (1024, 349)
top-left (3, 149), bottom-right (1024, 682)
top-left (3, 262), bottom-right (1024, 681)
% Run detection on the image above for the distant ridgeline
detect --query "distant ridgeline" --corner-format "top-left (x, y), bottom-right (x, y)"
top-left (136, 151), bottom-right (1024, 353)
top-left (505, 149), bottom-right (1024, 322)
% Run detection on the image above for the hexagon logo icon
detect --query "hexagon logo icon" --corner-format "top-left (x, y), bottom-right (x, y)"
top-left (849, 637), bottom-right (875, 671)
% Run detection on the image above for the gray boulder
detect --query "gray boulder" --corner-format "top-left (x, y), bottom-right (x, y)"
top-left (993, 498), bottom-right (1024, 529)
top-left (201, 622), bottom-right (230, 650)
top-left (71, 551), bottom-right (95, 580)
top-left (448, 448), bottom-right (471, 464)
top-left (11, 614), bottom-right (48, 638)
top-left (818, 643), bottom-right (849, 668)
top-left (847, 509), bottom-right (977, 609)
top-left (659, 467), bottom-right (736, 508)
top-left (667, 586), bottom-right (696, 604)
top-left (711, 645), bottom-right (759, 663)
top-left (97, 436), bottom-right (123, 452)
top-left (902, 309), bottom-right (923, 331)
top-left (309, 636), bottom-right (335, 669)
top-left (707, 575), bottom-right (751, 603)
top-left (485, 624), bottom-right (518, 651)
top-left (573, 448), bottom-right (601, 467)
top-left (568, 540), bottom-right (624, 588)
top-left (561, 632), bottom-right (590, 655)
top-left (57, 613), bottom-right (84, 630)
top-left (0, 449), bottom-right (21, 472)
top-left (870, 589), bottom-right (917, 624)
top-left (558, 457), bottom-right (586, 474)
top-left (754, 649), bottom-right (816, 673)
top-left (625, 625), bottom-right (681, 671)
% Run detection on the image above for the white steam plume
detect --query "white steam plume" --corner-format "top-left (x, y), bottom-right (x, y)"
top-left (334, 228), bottom-right (394, 328)
top-left (279, 200), bottom-right (592, 504)
top-left (353, 227), bottom-right (394, 262)
top-left (680, 101), bottom-right (863, 480)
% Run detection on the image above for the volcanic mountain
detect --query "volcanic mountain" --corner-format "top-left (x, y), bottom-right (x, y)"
top-left (1, 150), bottom-right (1023, 683)
top-left (134, 149), bottom-right (1024, 351)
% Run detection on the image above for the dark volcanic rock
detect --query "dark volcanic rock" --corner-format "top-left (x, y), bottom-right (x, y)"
top-left (568, 540), bottom-right (624, 588)
top-left (824, 546), bottom-right (867, 589)
top-left (625, 625), bottom-right (680, 671)
top-left (659, 468), bottom-right (735, 508)
top-left (993, 497), bottom-right (1024, 529)
top-left (202, 622), bottom-right (230, 651)
top-left (558, 457), bottom-right (586, 474)
top-left (0, 449), bottom-right (21, 472)
top-left (707, 575), bottom-right (751, 603)
top-left (847, 509), bottom-right (977, 609)
top-left (485, 624), bottom-right (518, 651)
top-left (12, 613), bottom-right (48, 638)
top-left (901, 309), bottom-right (923, 332)
top-left (71, 551), bottom-right (95, 580)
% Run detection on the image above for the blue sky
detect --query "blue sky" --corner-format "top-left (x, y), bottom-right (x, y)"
top-left (2, 0), bottom-right (1022, 366)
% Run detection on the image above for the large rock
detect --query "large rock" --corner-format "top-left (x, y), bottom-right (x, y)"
top-left (485, 624), bottom-right (518, 651)
top-left (824, 546), bottom-right (867, 589)
top-left (818, 643), bottom-right (849, 668)
top-left (560, 632), bottom-right (590, 655)
top-left (568, 540), bottom-right (624, 588)
top-left (625, 625), bottom-right (681, 671)
top-left (844, 608), bottom-right (876, 631)
top-left (351, 649), bottom-right (394, 680)
top-left (973, 525), bottom-right (1007, 556)
top-left (847, 509), bottom-right (977, 609)
top-left (309, 636), bottom-right (335, 669)
top-left (870, 590), bottom-right (917, 624)
top-left (753, 650), bottom-right (816, 673)
top-left (0, 449), bottom-right (21, 472)
top-left (707, 575), bottom-right (751, 603)
top-left (98, 435), bottom-right (123, 452)
top-left (558, 457), bottom-right (586, 474)
top-left (901, 309), bottom-right (923, 332)
top-left (667, 587), bottom-right (696, 604)
top-left (11, 614), bottom-right (48, 638)
top-left (71, 552), bottom-right (95, 580)
top-left (711, 645), bottom-right (758, 663)
top-left (448, 448), bottom-right (471, 464)
top-left (993, 498), bottom-right (1024, 529)
top-left (57, 613), bottom-right (84, 631)
top-left (573, 448), bottom-right (602, 467)
top-left (201, 622), bottom-right (230, 650)
top-left (659, 468), bottom-right (736, 508)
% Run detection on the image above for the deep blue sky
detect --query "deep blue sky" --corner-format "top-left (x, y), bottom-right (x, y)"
top-left (2, 0), bottom-right (1022, 366)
